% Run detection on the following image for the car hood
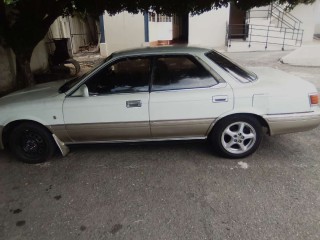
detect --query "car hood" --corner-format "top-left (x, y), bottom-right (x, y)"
top-left (0, 80), bottom-right (67, 106)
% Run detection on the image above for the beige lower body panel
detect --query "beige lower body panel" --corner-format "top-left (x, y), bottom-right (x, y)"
top-left (50, 118), bottom-right (215, 144)
top-left (150, 118), bottom-right (214, 138)
top-left (49, 125), bottom-right (72, 142)
top-left (62, 121), bottom-right (151, 142)
top-left (265, 111), bottom-right (320, 136)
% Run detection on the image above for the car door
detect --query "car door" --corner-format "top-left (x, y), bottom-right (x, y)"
top-left (149, 55), bottom-right (234, 138)
top-left (63, 56), bottom-right (151, 142)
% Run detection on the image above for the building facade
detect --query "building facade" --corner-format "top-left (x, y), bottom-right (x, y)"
top-left (100, 0), bottom-right (320, 56)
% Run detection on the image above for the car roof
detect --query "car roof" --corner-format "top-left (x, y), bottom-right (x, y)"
top-left (111, 46), bottom-right (211, 58)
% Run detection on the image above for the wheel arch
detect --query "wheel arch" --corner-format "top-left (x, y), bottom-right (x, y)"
top-left (208, 112), bottom-right (266, 158)
top-left (208, 112), bottom-right (270, 137)
top-left (2, 119), bottom-right (53, 150)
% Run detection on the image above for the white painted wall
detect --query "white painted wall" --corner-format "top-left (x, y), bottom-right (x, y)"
top-left (30, 40), bottom-right (49, 72)
top-left (104, 12), bottom-right (145, 55)
top-left (249, 6), bottom-right (270, 19)
top-left (290, 2), bottom-right (318, 42)
top-left (48, 15), bottom-right (97, 54)
top-left (315, 0), bottom-right (320, 34)
top-left (189, 6), bottom-right (230, 48)
top-left (0, 40), bottom-right (49, 94)
top-left (149, 22), bottom-right (173, 42)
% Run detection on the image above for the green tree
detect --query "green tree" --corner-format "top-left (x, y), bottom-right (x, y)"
top-left (0, 0), bottom-right (315, 89)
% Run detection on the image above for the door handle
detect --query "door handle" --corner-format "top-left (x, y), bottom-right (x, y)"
top-left (212, 95), bottom-right (228, 103)
top-left (126, 100), bottom-right (142, 108)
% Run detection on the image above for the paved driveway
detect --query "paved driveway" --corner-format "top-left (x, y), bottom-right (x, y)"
top-left (226, 51), bottom-right (320, 90)
top-left (1, 51), bottom-right (320, 240)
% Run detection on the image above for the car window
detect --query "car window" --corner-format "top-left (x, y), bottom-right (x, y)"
top-left (86, 57), bottom-right (151, 95)
top-left (205, 50), bottom-right (257, 83)
top-left (59, 55), bottom-right (113, 94)
top-left (152, 56), bottom-right (218, 91)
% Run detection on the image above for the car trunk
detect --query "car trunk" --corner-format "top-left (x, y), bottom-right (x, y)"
top-left (249, 67), bottom-right (317, 114)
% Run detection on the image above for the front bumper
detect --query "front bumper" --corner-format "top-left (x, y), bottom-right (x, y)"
top-left (264, 110), bottom-right (320, 136)
top-left (0, 126), bottom-right (3, 149)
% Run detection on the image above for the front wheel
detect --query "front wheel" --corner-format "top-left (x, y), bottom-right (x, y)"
top-left (9, 122), bottom-right (56, 164)
top-left (210, 115), bottom-right (263, 159)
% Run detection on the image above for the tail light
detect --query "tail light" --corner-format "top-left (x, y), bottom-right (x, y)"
top-left (309, 93), bottom-right (319, 106)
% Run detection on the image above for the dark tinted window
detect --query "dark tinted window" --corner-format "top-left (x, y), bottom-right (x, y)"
top-left (86, 57), bottom-right (150, 95)
top-left (60, 55), bottom-right (113, 93)
top-left (205, 51), bottom-right (257, 83)
top-left (152, 56), bottom-right (218, 91)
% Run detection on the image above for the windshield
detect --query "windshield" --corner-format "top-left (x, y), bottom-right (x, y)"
top-left (58, 55), bottom-right (113, 93)
top-left (205, 51), bottom-right (257, 83)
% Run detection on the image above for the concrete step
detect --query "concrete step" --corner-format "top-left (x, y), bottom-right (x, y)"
top-left (250, 27), bottom-right (281, 34)
top-left (249, 35), bottom-right (297, 45)
top-left (248, 26), bottom-right (301, 46)
top-left (249, 26), bottom-right (300, 35)
top-left (227, 40), bottom-right (298, 52)
top-left (248, 19), bottom-right (271, 26)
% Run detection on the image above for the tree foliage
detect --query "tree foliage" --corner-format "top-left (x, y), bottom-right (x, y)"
top-left (0, 0), bottom-right (316, 89)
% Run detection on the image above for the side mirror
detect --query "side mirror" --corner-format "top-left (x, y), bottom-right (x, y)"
top-left (72, 84), bottom-right (89, 97)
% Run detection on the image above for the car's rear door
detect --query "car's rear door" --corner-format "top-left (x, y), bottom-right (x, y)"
top-left (62, 56), bottom-right (151, 142)
top-left (149, 55), bottom-right (234, 139)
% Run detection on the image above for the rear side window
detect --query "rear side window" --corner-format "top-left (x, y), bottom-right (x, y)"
top-left (205, 51), bottom-right (257, 83)
top-left (152, 56), bottom-right (218, 91)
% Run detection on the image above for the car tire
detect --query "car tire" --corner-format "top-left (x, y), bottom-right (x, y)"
top-left (8, 122), bottom-right (56, 164)
top-left (210, 115), bottom-right (262, 159)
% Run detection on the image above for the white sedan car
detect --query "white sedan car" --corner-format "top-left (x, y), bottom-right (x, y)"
top-left (0, 47), bottom-right (319, 163)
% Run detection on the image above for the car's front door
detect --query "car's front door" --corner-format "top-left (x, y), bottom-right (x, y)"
top-left (149, 55), bottom-right (234, 138)
top-left (63, 57), bottom-right (151, 142)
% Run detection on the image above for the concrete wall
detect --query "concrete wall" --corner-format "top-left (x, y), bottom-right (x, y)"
top-left (1, 15), bottom-right (97, 93)
top-left (249, 6), bottom-right (270, 19)
top-left (48, 16), bottom-right (97, 54)
top-left (188, 6), bottom-right (230, 48)
top-left (0, 40), bottom-right (49, 94)
top-left (30, 40), bottom-right (49, 72)
top-left (149, 22), bottom-right (173, 42)
top-left (104, 12), bottom-right (145, 55)
top-left (0, 47), bottom-right (15, 93)
top-left (290, 2), bottom-right (318, 42)
top-left (315, 0), bottom-right (320, 34)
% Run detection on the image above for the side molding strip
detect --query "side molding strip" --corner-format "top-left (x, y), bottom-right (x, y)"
top-left (52, 134), bottom-right (70, 157)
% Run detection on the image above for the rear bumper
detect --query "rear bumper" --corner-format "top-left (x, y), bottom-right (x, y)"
top-left (0, 126), bottom-right (3, 149)
top-left (264, 110), bottom-right (320, 136)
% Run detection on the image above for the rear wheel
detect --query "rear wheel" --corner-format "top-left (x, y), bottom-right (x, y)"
top-left (8, 122), bottom-right (55, 164)
top-left (210, 115), bottom-right (262, 158)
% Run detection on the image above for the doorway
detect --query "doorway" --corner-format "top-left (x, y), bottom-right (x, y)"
top-left (172, 13), bottom-right (189, 44)
top-left (229, 3), bottom-right (247, 39)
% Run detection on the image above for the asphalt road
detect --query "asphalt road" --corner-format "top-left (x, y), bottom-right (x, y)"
top-left (1, 51), bottom-right (320, 240)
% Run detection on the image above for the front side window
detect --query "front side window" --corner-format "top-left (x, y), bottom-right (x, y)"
top-left (86, 57), bottom-right (151, 95)
top-left (205, 50), bottom-right (257, 83)
top-left (59, 55), bottom-right (113, 93)
top-left (152, 56), bottom-right (218, 91)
